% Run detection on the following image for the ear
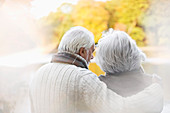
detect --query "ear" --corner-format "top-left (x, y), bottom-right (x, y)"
top-left (79, 47), bottom-right (86, 58)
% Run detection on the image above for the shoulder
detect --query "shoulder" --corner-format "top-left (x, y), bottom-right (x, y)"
top-left (144, 73), bottom-right (162, 85)
top-left (71, 67), bottom-right (106, 88)
top-left (142, 72), bottom-right (161, 80)
top-left (37, 63), bottom-right (100, 84)
top-left (77, 68), bottom-right (107, 91)
top-left (75, 67), bottom-right (98, 78)
top-left (37, 63), bottom-right (79, 72)
top-left (151, 74), bottom-right (162, 83)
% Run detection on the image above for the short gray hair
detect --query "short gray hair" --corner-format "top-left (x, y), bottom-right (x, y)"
top-left (95, 29), bottom-right (146, 74)
top-left (58, 26), bottom-right (95, 54)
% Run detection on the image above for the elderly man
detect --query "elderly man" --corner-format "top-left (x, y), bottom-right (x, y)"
top-left (29, 26), bottom-right (163, 113)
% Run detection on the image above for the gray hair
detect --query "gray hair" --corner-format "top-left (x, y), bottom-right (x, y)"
top-left (58, 26), bottom-right (95, 54)
top-left (95, 28), bottom-right (146, 74)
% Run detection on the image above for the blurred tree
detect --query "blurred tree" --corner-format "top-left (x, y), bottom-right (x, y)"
top-left (104, 0), bottom-right (121, 28)
top-left (143, 0), bottom-right (170, 46)
top-left (40, 0), bottom-right (150, 46)
top-left (72, 0), bottom-right (109, 43)
top-left (113, 0), bottom-right (149, 46)
top-left (39, 3), bottom-right (74, 46)
top-left (129, 27), bottom-right (146, 46)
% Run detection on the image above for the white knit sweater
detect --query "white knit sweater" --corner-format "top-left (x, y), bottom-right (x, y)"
top-left (29, 63), bottom-right (163, 113)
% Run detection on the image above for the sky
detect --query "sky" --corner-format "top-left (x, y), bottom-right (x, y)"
top-left (0, 0), bottom-right (108, 66)
top-left (31, 0), bottom-right (108, 19)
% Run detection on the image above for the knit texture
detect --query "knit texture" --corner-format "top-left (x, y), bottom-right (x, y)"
top-left (29, 63), bottom-right (163, 113)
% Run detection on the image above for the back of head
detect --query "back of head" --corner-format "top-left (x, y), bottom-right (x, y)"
top-left (58, 26), bottom-right (95, 54)
top-left (95, 28), bottom-right (146, 74)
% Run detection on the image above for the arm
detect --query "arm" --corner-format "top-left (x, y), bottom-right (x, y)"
top-left (124, 83), bottom-right (163, 113)
top-left (80, 70), bottom-right (163, 113)
top-left (80, 71), bottom-right (123, 113)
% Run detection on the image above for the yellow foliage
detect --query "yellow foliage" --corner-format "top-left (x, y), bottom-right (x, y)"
top-left (114, 23), bottom-right (127, 31)
top-left (72, 0), bottom-right (109, 43)
top-left (88, 63), bottom-right (105, 76)
top-left (39, 0), bottom-right (150, 47)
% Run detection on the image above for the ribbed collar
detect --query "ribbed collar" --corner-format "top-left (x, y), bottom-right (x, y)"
top-left (51, 51), bottom-right (88, 69)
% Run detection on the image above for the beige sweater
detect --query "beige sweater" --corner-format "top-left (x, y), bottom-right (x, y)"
top-left (29, 63), bottom-right (163, 113)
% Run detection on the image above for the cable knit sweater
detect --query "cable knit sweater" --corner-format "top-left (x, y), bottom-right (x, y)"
top-left (29, 62), bottom-right (163, 113)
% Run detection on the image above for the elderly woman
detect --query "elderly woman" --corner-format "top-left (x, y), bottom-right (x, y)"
top-left (95, 29), bottom-right (163, 112)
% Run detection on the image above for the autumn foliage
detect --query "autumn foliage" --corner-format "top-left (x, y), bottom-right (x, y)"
top-left (39, 0), bottom-right (150, 47)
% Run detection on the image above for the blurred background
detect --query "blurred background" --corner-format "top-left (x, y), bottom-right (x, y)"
top-left (0, 0), bottom-right (170, 113)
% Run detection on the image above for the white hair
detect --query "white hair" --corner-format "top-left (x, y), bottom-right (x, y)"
top-left (58, 26), bottom-right (95, 54)
top-left (95, 28), bottom-right (146, 74)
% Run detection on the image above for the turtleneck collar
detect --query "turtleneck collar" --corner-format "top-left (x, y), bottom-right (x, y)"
top-left (51, 51), bottom-right (88, 69)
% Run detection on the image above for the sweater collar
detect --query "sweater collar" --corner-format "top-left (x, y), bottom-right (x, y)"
top-left (105, 68), bottom-right (144, 77)
top-left (51, 51), bottom-right (88, 69)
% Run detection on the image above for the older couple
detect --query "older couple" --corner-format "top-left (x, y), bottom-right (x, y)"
top-left (29, 26), bottom-right (163, 113)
